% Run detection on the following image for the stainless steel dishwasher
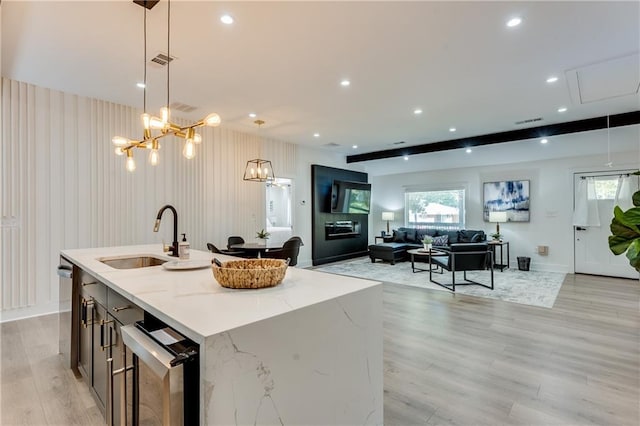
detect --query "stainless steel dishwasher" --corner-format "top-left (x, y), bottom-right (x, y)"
top-left (121, 312), bottom-right (199, 426)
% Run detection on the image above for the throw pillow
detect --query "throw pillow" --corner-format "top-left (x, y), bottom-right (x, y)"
top-left (393, 231), bottom-right (407, 243)
top-left (432, 235), bottom-right (449, 246)
top-left (470, 233), bottom-right (483, 243)
top-left (457, 230), bottom-right (471, 243)
top-left (403, 228), bottom-right (417, 242)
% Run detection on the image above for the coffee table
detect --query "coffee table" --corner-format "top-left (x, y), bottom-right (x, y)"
top-left (407, 248), bottom-right (445, 273)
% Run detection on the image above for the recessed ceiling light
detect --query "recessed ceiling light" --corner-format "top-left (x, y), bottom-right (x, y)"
top-left (313, 133), bottom-right (320, 138)
top-left (248, 113), bottom-right (257, 118)
top-left (557, 107), bottom-right (567, 113)
top-left (466, 148), bottom-right (472, 153)
top-left (352, 145), bottom-right (358, 149)
top-left (220, 14), bottom-right (234, 25)
top-left (413, 109), bottom-right (422, 115)
top-left (136, 82), bottom-right (146, 88)
top-left (403, 155), bottom-right (409, 161)
top-left (546, 76), bottom-right (558, 83)
top-left (506, 17), bottom-right (522, 27)
top-left (340, 79), bottom-right (351, 87)
top-left (540, 138), bottom-right (548, 144)
top-left (449, 127), bottom-right (456, 132)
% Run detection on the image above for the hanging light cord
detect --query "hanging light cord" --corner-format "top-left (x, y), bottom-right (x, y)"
top-left (606, 115), bottom-right (611, 166)
top-left (143, 7), bottom-right (147, 114)
top-left (166, 0), bottom-right (170, 112)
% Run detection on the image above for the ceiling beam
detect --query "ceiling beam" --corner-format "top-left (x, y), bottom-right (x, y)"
top-left (346, 111), bottom-right (640, 164)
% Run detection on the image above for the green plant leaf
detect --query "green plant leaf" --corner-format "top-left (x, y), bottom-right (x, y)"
top-left (610, 216), bottom-right (640, 241)
top-left (621, 206), bottom-right (640, 223)
top-left (633, 190), bottom-right (640, 207)
top-left (625, 239), bottom-right (640, 272)
top-left (609, 235), bottom-right (632, 255)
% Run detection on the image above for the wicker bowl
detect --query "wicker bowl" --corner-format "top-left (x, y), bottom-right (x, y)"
top-left (212, 258), bottom-right (288, 289)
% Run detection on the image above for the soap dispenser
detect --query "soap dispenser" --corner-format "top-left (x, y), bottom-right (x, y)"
top-left (178, 233), bottom-right (190, 259)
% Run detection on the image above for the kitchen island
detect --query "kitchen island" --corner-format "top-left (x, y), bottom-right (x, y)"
top-left (61, 244), bottom-right (382, 425)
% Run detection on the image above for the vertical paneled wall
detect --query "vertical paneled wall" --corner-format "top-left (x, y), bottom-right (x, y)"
top-left (1, 78), bottom-right (297, 319)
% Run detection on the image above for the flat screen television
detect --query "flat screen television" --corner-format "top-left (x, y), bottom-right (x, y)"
top-left (331, 180), bottom-right (371, 214)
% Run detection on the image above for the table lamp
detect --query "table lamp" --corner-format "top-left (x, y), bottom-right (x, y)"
top-left (382, 212), bottom-right (395, 235)
top-left (489, 211), bottom-right (508, 235)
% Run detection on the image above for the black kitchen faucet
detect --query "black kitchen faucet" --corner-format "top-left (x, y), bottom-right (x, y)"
top-left (153, 204), bottom-right (179, 257)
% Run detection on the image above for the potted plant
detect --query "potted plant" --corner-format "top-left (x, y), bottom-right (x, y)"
top-left (490, 232), bottom-right (502, 241)
top-left (421, 236), bottom-right (433, 251)
top-left (256, 229), bottom-right (271, 240)
top-left (609, 171), bottom-right (640, 272)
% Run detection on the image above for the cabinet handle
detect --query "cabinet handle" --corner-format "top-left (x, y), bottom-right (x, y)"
top-left (82, 281), bottom-right (98, 286)
top-left (100, 319), bottom-right (114, 351)
top-left (81, 298), bottom-right (95, 327)
top-left (112, 305), bottom-right (131, 313)
top-left (107, 357), bottom-right (114, 426)
top-left (112, 364), bottom-right (134, 376)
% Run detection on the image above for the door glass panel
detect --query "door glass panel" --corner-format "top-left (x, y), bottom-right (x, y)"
top-left (266, 178), bottom-right (293, 244)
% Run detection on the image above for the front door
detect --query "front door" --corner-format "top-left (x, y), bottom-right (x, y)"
top-left (574, 171), bottom-right (639, 279)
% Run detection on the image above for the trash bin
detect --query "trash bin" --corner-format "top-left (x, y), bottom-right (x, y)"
top-left (517, 256), bottom-right (531, 271)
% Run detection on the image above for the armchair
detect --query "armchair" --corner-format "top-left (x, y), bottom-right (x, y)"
top-left (429, 243), bottom-right (494, 292)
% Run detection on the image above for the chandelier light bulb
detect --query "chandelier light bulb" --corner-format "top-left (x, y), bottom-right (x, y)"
top-left (112, 136), bottom-right (129, 146)
top-left (149, 116), bottom-right (164, 129)
top-left (183, 139), bottom-right (195, 159)
top-left (149, 148), bottom-right (159, 166)
top-left (114, 147), bottom-right (125, 156)
top-left (193, 133), bottom-right (202, 144)
top-left (160, 107), bottom-right (170, 125)
top-left (125, 152), bottom-right (136, 172)
top-left (204, 112), bottom-right (221, 127)
top-left (142, 113), bottom-right (151, 130)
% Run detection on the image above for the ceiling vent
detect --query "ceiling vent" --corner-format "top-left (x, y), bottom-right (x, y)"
top-left (149, 52), bottom-right (176, 68)
top-left (515, 117), bottom-right (543, 125)
top-left (169, 102), bottom-right (197, 113)
top-left (323, 143), bottom-right (340, 148)
top-left (393, 141), bottom-right (406, 145)
top-left (566, 53), bottom-right (640, 104)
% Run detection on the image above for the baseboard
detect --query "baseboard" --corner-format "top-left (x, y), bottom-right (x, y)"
top-left (510, 261), bottom-right (570, 274)
top-left (0, 301), bottom-right (62, 323)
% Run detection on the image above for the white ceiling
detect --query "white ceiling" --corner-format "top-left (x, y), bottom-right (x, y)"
top-left (2, 0), bottom-right (639, 161)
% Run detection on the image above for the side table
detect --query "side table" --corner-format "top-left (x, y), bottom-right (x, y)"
top-left (374, 235), bottom-right (393, 244)
top-left (488, 240), bottom-right (509, 271)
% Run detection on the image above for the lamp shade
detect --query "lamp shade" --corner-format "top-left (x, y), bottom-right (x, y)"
top-left (382, 212), bottom-right (395, 221)
top-left (489, 211), bottom-right (508, 223)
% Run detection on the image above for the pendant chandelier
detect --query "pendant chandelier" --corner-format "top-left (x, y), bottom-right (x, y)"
top-left (243, 120), bottom-right (275, 182)
top-left (112, 0), bottom-right (221, 172)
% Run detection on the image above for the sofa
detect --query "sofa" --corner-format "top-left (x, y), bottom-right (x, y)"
top-left (368, 227), bottom-right (487, 264)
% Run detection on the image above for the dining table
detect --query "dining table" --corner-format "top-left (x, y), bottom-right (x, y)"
top-left (229, 241), bottom-right (283, 258)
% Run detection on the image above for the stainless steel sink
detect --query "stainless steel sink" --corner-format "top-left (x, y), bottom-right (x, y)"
top-left (99, 256), bottom-right (167, 269)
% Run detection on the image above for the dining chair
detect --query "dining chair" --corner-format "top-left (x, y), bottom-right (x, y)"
top-left (227, 236), bottom-right (245, 251)
top-left (207, 242), bottom-right (244, 256)
top-left (262, 236), bottom-right (304, 266)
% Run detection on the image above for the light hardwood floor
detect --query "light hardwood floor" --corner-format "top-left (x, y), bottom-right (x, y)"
top-left (1, 273), bottom-right (638, 425)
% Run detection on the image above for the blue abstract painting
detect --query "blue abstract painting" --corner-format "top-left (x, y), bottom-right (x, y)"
top-left (483, 180), bottom-right (530, 222)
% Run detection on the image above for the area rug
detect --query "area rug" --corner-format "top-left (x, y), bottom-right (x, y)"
top-left (314, 257), bottom-right (565, 308)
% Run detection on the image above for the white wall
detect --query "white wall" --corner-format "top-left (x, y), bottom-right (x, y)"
top-left (370, 144), bottom-right (639, 273)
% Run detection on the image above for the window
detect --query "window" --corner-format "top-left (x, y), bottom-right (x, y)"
top-left (593, 177), bottom-right (619, 200)
top-left (405, 188), bottom-right (465, 229)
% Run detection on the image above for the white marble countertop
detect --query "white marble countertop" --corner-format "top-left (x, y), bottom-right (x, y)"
top-left (61, 244), bottom-right (380, 343)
